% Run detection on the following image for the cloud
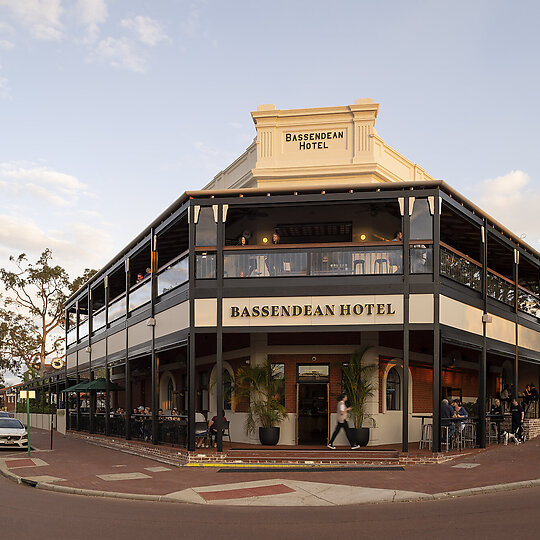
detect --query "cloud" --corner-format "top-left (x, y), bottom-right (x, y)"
top-left (74, 0), bottom-right (108, 43)
top-left (121, 15), bottom-right (167, 46)
top-left (0, 213), bottom-right (114, 275)
top-left (0, 74), bottom-right (9, 99)
top-left (94, 36), bottom-right (146, 73)
top-left (471, 170), bottom-right (540, 248)
top-left (0, 0), bottom-right (63, 41)
top-left (0, 162), bottom-right (88, 207)
top-left (0, 38), bottom-right (14, 50)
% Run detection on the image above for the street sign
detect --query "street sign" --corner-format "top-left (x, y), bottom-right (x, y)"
top-left (19, 390), bottom-right (36, 399)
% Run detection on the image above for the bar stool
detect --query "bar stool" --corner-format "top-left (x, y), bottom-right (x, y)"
top-left (462, 422), bottom-right (476, 448)
top-left (353, 259), bottom-right (365, 275)
top-left (486, 420), bottom-right (498, 444)
top-left (441, 425), bottom-right (452, 452)
top-left (419, 423), bottom-right (432, 449)
top-left (374, 258), bottom-right (389, 274)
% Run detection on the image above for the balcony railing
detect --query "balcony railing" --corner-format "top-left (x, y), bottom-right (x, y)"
top-left (129, 279), bottom-right (151, 311)
top-left (196, 252), bottom-right (216, 279)
top-left (67, 327), bottom-right (77, 346)
top-left (79, 318), bottom-right (89, 339)
top-left (440, 243), bottom-right (482, 291)
top-left (222, 243), bottom-right (403, 278)
top-left (410, 243), bottom-right (433, 274)
top-left (158, 254), bottom-right (188, 295)
top-left (487, 270), bottom-right (514, 306)
top-left (518, 286), bottom-right (540, 317)
top-left (92, 307), bottom-right (106, 332)
top-left (108, 294), bottom-right (127, 323)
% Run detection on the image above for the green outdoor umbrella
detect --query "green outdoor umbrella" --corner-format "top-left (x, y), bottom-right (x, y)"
top-left (61, 380), bottom-right (90, 393)
top-left (85, 378), bottom-right (124, 392)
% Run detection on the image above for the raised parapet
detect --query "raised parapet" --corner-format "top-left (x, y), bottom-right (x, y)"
top-left (203, 99), bottom-right (437, 190)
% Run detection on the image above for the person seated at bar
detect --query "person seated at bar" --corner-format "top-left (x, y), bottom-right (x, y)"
top-left (393, 231), bottom-right (402, 242)
top-left (136, 273), bottom-right (144, 283)
top-left (272, 231), bottom-right (280, 244)
top-left (238, 235), bottom-right (248, 246)
top-left (143, 267), bottom-right (151, 278)
top-left (489, 398), bottom-right (503, 443)
top-left (452, 399), bottom-right (468, 432)
top-left (390, 231), bottom-right (403, 273)
top-left (208, 413), bottom-right (228, 447)
top-left (441, 398), bottom-right (456, 441)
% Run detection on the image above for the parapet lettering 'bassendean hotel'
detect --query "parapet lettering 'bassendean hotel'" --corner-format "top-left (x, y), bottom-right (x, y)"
top-left (27, 99), bottom-right (540, 453)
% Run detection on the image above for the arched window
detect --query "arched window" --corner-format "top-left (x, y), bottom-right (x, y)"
top-left (167, 378), bottom-right (174, 411)
top-left (386, 367), bottom-right (401, 410)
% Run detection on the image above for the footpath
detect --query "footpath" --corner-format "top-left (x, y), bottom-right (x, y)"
top-left (1, 428), bottom-right (539, 506)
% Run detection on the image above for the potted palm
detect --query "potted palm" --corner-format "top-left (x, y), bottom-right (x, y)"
top-left (341, 348), bottom-right (375, 446)
top-left (232, 359), bottom-right (287, 445)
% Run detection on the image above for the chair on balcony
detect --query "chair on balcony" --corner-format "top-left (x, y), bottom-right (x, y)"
top-left (374, 258), bottom-right (389, 274)
top-left (353, 259), bottom-right (365, 275)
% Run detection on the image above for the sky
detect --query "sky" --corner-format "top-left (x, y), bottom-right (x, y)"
top-left (1, 0), bottom-right (540, 384)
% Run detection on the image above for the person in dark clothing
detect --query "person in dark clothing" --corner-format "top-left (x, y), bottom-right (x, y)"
top-left (208, 414), bottom-right (227, 447)
top-left (441, 398), bottom-right (456, 440)
top-left (510, 398), bottom-right (524, 441)
top-left (489, 398), bottom-right (504, 443)
top-left (523, 383), bottom-right (538, 415)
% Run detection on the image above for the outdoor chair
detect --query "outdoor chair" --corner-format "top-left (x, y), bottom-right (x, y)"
top-left (194, 421), bottom-right (209, 448)
top-left (419, 423), bottom-right (432, 450)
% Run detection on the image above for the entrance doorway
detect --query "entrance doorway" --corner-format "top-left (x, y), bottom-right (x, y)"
top-left (297, 383), bottom-right (329, 445)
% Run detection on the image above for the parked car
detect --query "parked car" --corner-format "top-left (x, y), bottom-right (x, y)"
top-left (0, 418), bottom-right (28, 448)
top-left (0, 411), bottom-right (12, 418)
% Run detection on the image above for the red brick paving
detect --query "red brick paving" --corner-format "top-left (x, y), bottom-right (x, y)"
top-left (199, 483), bottom-right (294, 501)
top-left (2, 428), bottom-right (539, 497)
top-left (6, 458), bottom-right (36, 469)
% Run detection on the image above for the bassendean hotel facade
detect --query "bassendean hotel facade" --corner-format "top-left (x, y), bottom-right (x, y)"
top-left (28, 100), bottom-right (540, 453)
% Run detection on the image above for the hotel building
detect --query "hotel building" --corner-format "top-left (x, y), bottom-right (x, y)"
top-left (22, 100), bottom-right (540, 453)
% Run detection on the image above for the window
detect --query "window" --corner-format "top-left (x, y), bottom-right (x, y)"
top-left (167, 378), bottom-right (174, 411)
top-left (386, 367), bottom-right (401, 411)
top-left (223, 370), bottom-right (232, 410)
top-left (297, 364), bottom-right (329, 382)
top-left (195, 206), bottom-right (217, 247)
top-left (410, 199), bottom-right (433, 240)
top-left (272, 363), bottom-right (285, 406)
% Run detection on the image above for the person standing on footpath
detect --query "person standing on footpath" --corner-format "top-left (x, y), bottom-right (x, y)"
top-left (327, 393), bottom-right (361, 450)
top-left (510, 398), bottom-right (525, 441)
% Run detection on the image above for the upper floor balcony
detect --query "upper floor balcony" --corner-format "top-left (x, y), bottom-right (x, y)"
top-left (65, 184), bottom-right (540, 348)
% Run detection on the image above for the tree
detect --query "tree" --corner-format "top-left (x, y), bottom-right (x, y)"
top-left (0, 304), bottom-right (41, 376)
top-left (0, 249), bottom-right (97, 378)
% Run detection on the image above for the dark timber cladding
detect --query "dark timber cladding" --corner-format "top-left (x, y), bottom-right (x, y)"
top-left (55, 179), bottom-right (540, 455)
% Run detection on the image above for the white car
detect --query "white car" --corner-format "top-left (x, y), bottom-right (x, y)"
top-left (0, 418), bottom-right (28, 448)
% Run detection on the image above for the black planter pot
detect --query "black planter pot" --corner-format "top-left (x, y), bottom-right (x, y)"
top-left (259, 426), bottom-right (280, 446)
top-left (350, 427), bottom-right (370, 447)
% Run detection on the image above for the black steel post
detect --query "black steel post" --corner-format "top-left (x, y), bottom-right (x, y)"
top-left (479, 220), bottom-right (488, 448)
top-left (88, 285), bottom-right (95, 434)
top-left (432, 190), bottom-right (442, 452)
top-left (151, 229), bottom-right (159, 445)
top-left (125, 259), bottom-right (132, 439)
top-left (104, 275), bottom-right (110, 436)
top-left (187, 204), bottom-right (196, 451)
top-left (216, 204), bottom-right (224, 452)
top-left (402, 196), bottom-right (410, 452)
top-left (513, 249), bottom-right (519, 403)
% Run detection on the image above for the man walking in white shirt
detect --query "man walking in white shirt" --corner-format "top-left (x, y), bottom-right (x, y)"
top-left (328, 393), bottom-right (361, 449)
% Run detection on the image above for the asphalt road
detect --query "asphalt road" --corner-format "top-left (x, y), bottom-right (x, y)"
top-left (2, 475), bottom-right (539, 540)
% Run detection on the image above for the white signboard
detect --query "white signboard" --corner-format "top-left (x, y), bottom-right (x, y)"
top-left (19, 390), bottom-right (36, 399)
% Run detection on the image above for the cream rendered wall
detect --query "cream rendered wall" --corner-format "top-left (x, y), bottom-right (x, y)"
top-left (202, 100), bottom-right (436, 191)
top-left (155, 302), bottom-right (189, 338)
top-left (92, 339), bottom-right (106, 364)
top-left (66, 353), bottom-right (77, 370)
